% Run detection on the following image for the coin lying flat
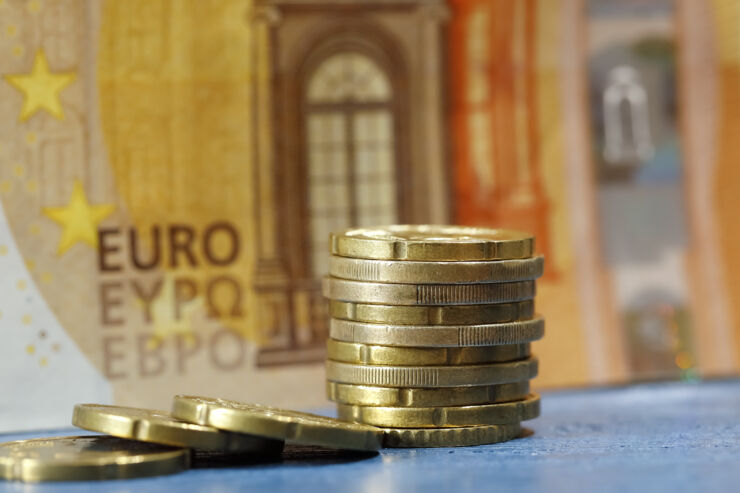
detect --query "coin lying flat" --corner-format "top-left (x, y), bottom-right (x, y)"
top-left (73, 404), bottom-right (284, 453)
top-left (330, 225), bottom-right (534, 261)
top-left (323, 277), bottom-right (535, 306)
top-left (325, 358), bottom-right (538, 388)
top-left (329, 317), bottom-right (545, 347)
top-left (329, 255), bottom-right (544, 284)
top-left (382, 422), bottom-right (522, 448)
top-left (327, 340), bottom-right (530, 366)
top-left (330, 300), bottom-right (534, 325)
top-left (327, 381), bottom-right (530, 407)
top-left (0, 435), bottom-right (188, 482)
top-left (171, 396), bottom-right (382, 451)
top-left (337, 394), bottom-right (540, 428)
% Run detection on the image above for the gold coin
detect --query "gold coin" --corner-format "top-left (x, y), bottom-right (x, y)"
top-left (73, 404), bottom-right (284, 453)
top-left (330, 300), bottom-right (534, 325)
top-left (330, 225), bottom-right (534, 261)
top-left (329, 317), bottom-right (545, 347)
top-left (325, 357), bottom-right (538, 388)
top-left (327, 340), bottom-right (530, 366)
top-left (327, 381), bottom-right (530, 407)
top-left (323, 277), bottom-right (535, 306)
top-left (0, 435), bottom-right (188, 482)
top-left (382, 423), bottom-right (522, 448)
top-left (329, 255), bottom-right (544, 284)
top-left (171, 396), bottom-right (382, 451)
top-left (337, 394), bottom-right (540, 428)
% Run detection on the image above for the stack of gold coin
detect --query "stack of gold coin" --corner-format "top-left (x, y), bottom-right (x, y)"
top-left (0, 227), bottom-right (546, 483)
top-left (323, 225), bottom-right (545, 448)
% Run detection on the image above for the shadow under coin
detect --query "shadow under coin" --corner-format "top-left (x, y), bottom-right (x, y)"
top-left (191, 448), bottom-right (284, 469)
top-left (280, 444), bottom-right (379, 466)
top-left (191, 444), bottom-right (378, 470)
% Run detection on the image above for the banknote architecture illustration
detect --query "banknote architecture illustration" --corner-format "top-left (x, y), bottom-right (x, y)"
top-left (0, 0), bottom-right (739, 431)
top-left (250, 0), bottom-right (451, 366)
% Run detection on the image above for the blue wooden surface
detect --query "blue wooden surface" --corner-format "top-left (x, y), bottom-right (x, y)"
top-left (1, 379), bottom-right (739, 493)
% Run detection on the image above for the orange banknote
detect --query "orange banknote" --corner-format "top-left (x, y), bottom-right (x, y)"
top-left (0, 0), bottom-right (738, 431)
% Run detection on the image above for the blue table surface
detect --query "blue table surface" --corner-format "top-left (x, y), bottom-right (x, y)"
top-left (1, 379), bottom-right (739, 493)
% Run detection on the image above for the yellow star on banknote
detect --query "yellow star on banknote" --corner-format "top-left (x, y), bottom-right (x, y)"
top-left (4, 50), bottom-right (76, 121)
top-left (43, 180), bottom-right (115, 255)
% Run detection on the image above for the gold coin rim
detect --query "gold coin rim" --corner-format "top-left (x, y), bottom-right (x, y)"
top-left (337, 394), bottom-right (541, 428)
top-left (330, 225), bottom-right (534, 261)
top-left (72, 404), bottom-right (283, 452)
top-left (326, 340), bottom-right (531, 366)
top-left (327, 380), bottom-right (531, 407)
top-left (325, 357), bottom-right (538, 388)
top-left (328, 255), bottom-right (545, 284)
top-left (171, 396), bottom-right (382, 452)
top-left (330, 299), bottom-right (535, 325)
top-left (329, 317), bottom-right (545, 347)
top-left (381, 422), bottom-right (523, 448)
top-left (323, 277), bottom-right (536, 306)
top-left (0, 435), bottom-right (189, 482)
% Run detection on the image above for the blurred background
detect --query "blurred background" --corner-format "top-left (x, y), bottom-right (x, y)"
top-left (1, 0), bottom-right (739, 431)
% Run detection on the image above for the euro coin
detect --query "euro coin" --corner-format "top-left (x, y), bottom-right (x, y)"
top-left (337, 394), bottom-right (540, 428)
top-left (330, 225), bottom-right (534, 261)
top-left (325, 358), bottom-right (538, 388)
top-left (171, 396), bottom-right (382, 451)
top-left (330, 300), bottom-right (534, 325)
top-left (323, 277), bottom-right (535, 306)
top-left (329, 317), bottom-right (545, 347)
top-left (382, 423), bottom-right (522, 448)
top-left (73, 404), bottom-right (284, 453)
top-left (329, 255), bottom-right (544, 284)
top-left (327, 381), bottom-right (530, 407)
top-left (0, 435), bottom-right (188, 482)
top-left (326, 340), bottom-right (530, 366)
